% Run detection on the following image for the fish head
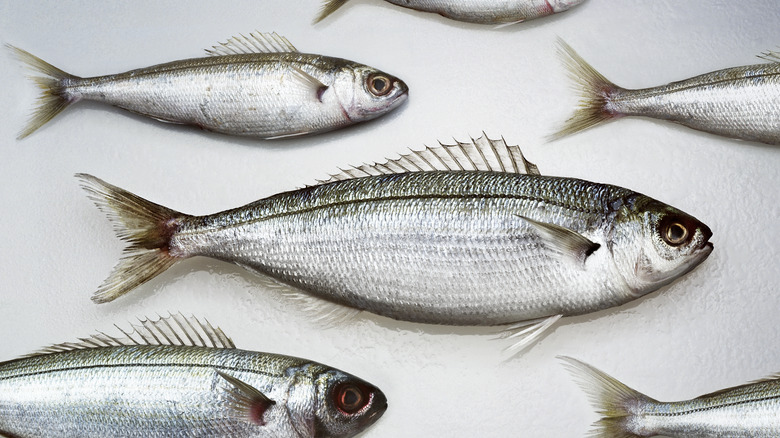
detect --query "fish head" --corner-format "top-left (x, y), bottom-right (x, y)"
top-left (310, 369), bottom-right (388, 437)
top-left (611, 195), bottom-right (713, 296)
top-left (332, 64), bottom-right (408, 123)
top-left (547, 0), bottom-right (588, 12)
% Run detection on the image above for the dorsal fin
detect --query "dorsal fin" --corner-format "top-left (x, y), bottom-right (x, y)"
top-left (23, 313), bottom-right (236, 358)
top-left (313, 133), bottom-right (540, 186)
top-left (758, 49), bottom-right (780, 63)
top-left (205, 31), bottom-right (298, 56)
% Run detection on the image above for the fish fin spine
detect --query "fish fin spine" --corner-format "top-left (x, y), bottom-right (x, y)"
top-left (313, 0), bottom-right (350, 23)
top-left (498, 314), bottom-right (561, 355)
top-left (550, 38), bottom-right (623, 141)
top-left (311, 133), bottom-right (540, 187)
top-left (7, 45), bottom-right (80, 139)
top-left (559, 357), bottom-right (655, 438)
top-left (205, 31), bottom-right (297, 56)
top-left (76, 173), bottom-right (189, 303)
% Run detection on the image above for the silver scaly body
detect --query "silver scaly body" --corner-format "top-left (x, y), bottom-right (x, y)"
top-left (79, 135), bottom-right (712, 349)
top-left (562, 357), bottom-right (780, 437)
top-left (10, 32), bottom-right (407, 140)
top-left (0, 315), bottom-right (387, 438)
top-left (315, 0), bottom-right (587, 24)
top-left (554, 39), bottom-right (780, 145)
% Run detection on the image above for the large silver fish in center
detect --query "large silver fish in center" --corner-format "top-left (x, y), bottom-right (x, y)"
top-left (79, 135), bottom-right (712, 348)
top-left (9, 31), bottom-right (408, 140)
top-left (0, 314), bottom-right (387, 437)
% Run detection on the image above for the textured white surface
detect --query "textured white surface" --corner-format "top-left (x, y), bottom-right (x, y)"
top-left (0, 1), bottom-right (778, 437)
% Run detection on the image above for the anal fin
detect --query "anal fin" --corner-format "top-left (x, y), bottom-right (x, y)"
top-left (497, 314), bottom-right (562, 355)
top-left (216, 370), bottom-right (276, 426)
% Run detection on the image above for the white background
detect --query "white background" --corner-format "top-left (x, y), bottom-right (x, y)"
top-left (1, 1), bottom-right (779, 436)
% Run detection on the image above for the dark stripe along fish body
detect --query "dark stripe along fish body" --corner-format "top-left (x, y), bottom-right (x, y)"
top-left (562, 357), bottom-right (780, 437)
top-left (9, 31), bottom-right (407, 140)
top-left (78, 135), bottom-right (712, 348)
top-left (0, 315), bottom-right (387, 438)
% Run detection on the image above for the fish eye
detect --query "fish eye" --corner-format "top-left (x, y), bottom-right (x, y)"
top-left (662, 222), bottom-right (689, 246)
top-left (367, 74), bottom-right (392, 96)
top-left (334, 382), bottom-right (369, 414)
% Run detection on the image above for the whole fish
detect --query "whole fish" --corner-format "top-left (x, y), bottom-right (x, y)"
top-left (0, 314), bottom-right (387, 438)
top-left (9, 31), bottom-right (408, 140)
top-left (552, 38), bottom-right (780, 145)
top-left (314, 0), bottom-right (587, 25)
top-left (561, 356), bottom-right (780, 437)
top-left (78, 135), bottom-right (712, 349)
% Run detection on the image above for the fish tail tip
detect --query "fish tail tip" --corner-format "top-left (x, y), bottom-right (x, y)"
top-left (314, 0), bottom-right (350, 23)
top-left (554, 37), bottom-right (621, 139)
top-left (560, 357), bottom-right (651, 438)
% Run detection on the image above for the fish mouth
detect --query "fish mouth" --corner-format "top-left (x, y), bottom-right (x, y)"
top-left (360, 397), bottom-right (388, 428)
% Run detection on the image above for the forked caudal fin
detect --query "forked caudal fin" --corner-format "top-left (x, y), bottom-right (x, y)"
top-left (550, 38), bottom-right (623, 141)
top-left (77, 174), bottom-right (190, 303)
top-left (7, 45), bottom-right (81, 139)
top-left (313, 0), bottom-right (350, 23)
top-left (559, 356), bottom-right (657, 438)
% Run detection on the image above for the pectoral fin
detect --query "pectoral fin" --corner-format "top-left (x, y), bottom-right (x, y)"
top-left (288, 65), bottom-right (329, 102)
top-left (518, 215), bottom-right (600, 265)
top-left (216, 370), bottom-right (275, 426)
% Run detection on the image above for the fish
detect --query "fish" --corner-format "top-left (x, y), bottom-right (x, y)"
top-left (78, 134), bottom-right (712, 350)
top-left (9, 31), bottom-right (408, 140)
top-left (314, 0), bottom-right (587, 25)
top-left (0, 314), bottom-right (387, 438)
top-left (552, 38), bottom-right (780, 145)
top-left (560, 356), bottom-right (780, 437)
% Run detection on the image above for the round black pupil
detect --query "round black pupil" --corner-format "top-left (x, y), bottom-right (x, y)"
top-left (669, 224), bottom-right (685, 241)
top-left (373, 78), bottom-right (387, 92)
top-left (343, 388), bottom-right (360, 407)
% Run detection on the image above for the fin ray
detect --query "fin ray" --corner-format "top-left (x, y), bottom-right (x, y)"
top-left (23, 314), bottom-right (236, 358)
top-left (517, 215), bottom-right (600, 266)
top-left (216, 370), bottom-right (276, 426)
top-left (550, 38), bottom-right (622, 141)
top-left (497, 314), bottom-right (561, 354)
top-left (314, 0), bottom-right (350, 23)
top-left (8, 45), bottom-right (80, 139)
top-left (313, 134), bottom-right (541, 186)
top-left (205, 31), bottom-right (297, 56)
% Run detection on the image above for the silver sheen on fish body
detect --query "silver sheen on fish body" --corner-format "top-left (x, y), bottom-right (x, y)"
top-left (314, 0), bottom-right (587, 24)
top-left (0, 315), bottom-right (387, 438)
top-left (9, 32), bottom-right (408, 140)
top-left (78, 135), bottom-right (712, 350)
top-left (562, 357), bottom-right (780, 437)
top-left (553, 38), bottom-right (780, 145)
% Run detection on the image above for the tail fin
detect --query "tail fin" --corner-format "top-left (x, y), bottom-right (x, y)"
top-left (313, 0), bottom-right (350, 23)
top-left (550, 38), bottom-right (623, 141)
top-left (7, 45), bottom-right (80, 139)
top-left (77, 174), bottom-right (189, 304)
top-left (559, 356), bottom-right (656, 438)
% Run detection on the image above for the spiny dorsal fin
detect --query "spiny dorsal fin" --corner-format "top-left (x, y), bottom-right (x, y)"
top-left (206, 31), bottom-right (297, 56)
top-left (758, 49), bottom-right (780, 63)
top-left (313, 133), bottom-right (540, 186)
top-left (24, 313), bottom-right (235, 358)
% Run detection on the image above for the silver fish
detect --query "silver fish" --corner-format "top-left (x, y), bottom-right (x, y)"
top-left (315, 0), bottom-right (587, 24)
top-left (0, 314), bottom-right (387, 438)
top-left (9, 31), bottom-right (408, 140)
top-left (553, 38), bottom-right (780, 145)
top-left (78, 135), bottom-right (712, 350)
top-left (561, 356), bottom-right (780, 437)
